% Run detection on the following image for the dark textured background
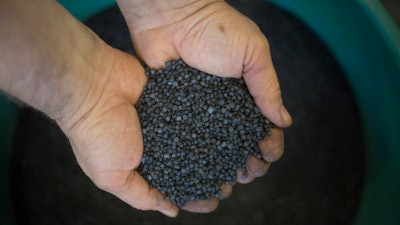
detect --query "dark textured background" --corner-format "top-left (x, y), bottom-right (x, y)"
top-left (10, 1), bottom-right (364, 224)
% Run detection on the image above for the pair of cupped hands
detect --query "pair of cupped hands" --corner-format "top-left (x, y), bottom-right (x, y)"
top-left (61, 0), bottom-right (292, 217)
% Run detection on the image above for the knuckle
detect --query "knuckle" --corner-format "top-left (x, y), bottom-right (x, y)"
top-left (266, 79), bottom-right (282, 102)
top-left (245, 156), bottom-right (269, 177)
top-left (258, 128), bottom-right (285, 162)
top-left (91, 172), bottom-right (128, 192)
top-left (262, 135), bottom-right (284, 162)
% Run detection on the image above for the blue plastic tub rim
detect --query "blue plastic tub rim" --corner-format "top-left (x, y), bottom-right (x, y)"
top-left (267, 1), bottom-right (400, 225)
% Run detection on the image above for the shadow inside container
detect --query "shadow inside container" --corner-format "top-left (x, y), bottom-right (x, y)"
top-left (11, 1), bottom-right (364, 225)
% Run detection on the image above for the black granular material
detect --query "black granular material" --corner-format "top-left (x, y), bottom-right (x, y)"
top-left (135, 59), bottom-right (272, 207)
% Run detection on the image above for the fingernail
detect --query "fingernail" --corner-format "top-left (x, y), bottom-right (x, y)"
top-left (280, 105), bottom-right (292, 127)
top-left (157, 203), bottom-right (178, 218)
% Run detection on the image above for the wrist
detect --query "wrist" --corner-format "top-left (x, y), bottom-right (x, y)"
top-left (0, 0), bottom-right (113, 124)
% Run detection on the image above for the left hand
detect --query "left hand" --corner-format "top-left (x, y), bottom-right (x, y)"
top-left (59, 47), bottom-right (179, 217)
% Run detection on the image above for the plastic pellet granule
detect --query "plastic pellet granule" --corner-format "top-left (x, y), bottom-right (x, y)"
top-left (135, 59), bottom-right (272, 207)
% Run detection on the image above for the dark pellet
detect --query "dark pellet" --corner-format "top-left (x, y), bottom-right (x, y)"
top-left (135, 59), bottom-right (272, 207)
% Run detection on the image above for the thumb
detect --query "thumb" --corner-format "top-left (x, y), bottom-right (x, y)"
top-left (243, 39), bottom-right (292, 128)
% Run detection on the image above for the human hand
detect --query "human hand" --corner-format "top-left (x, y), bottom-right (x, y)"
top-left (116, 0), bottom-right (292, 212)
top-left (1, 0), bottom-right (179, 217)
top-left (58, 46), bottom-right (179, 217)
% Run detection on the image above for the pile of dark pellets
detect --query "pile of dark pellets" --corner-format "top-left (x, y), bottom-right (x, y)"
top-left (135, 59), bottom-right (272, 207)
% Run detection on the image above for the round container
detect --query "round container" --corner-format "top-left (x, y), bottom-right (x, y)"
top-left (1, 0), bottom-right (399, 224)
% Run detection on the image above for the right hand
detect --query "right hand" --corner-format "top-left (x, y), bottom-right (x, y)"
top-left (117, 0), bottom-right (292, 213)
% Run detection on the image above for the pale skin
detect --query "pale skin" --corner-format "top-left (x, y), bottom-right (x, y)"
top-left (0, 0), bottom-right (292, 218)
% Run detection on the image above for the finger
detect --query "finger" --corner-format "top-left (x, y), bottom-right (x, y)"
top-left (94, 170), bottom-right (179, 217)
top-left (181, 198), bottom-right (219, 213)
top-left (132, 32), bottom-right (180, 69)
top-left (242, 37), bottom-right (292, 128)
top-left (236, 169), bottom-right (255, 184)
top-left (245, 156), bottom-right (270, 177)
top-left (258, 127), bottom-right (284, 162)
top-left (220, 183), bottom-right (233, 199)
top-left (107, 50), bottom-right (148, 104)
